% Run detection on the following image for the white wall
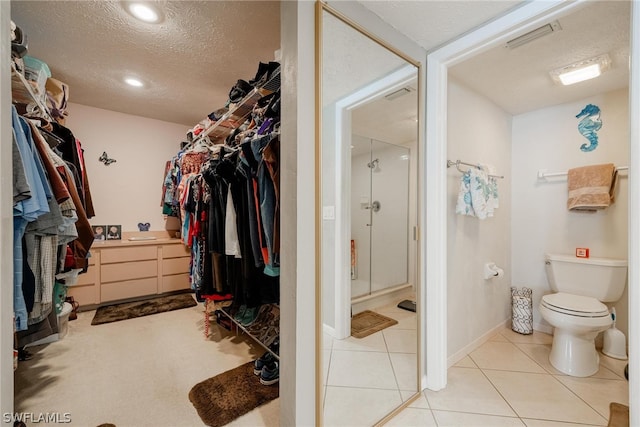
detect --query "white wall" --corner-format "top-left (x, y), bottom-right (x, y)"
top-left (447, 79), bottom-right (513, 359)
top-left (512, 88), bottom-right (629, 338)
top-left (65, 103), bottom-right (188, 232)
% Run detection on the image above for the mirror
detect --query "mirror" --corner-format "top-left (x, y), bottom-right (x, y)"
top-left (318, 5), bottom-right (421, 425)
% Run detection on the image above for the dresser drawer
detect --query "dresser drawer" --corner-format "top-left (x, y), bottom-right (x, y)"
top-left (67, 284), bottom-right (99, 305)
top-left (161, 273), bottom-right (190, 293)
top-left (101, 260), bottom-right (157, 283)
top-left (163, 244), bottom-right (190, 259)
top-left (101, 277), bottom-right (158, 302)
top-left (76, 267), bottom-right (96, 286)
top-left (100, 246), bottom-right (157, 264)
top-left (162, 257), bottom-right (190, 275)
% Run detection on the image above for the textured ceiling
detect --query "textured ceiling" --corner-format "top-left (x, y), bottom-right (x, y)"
top-left (449, 1), bottom-right (631, 115)
top-left (11, 1), bottom-right (280, 126)
top-left (358, 0), bottom-right (524, 51)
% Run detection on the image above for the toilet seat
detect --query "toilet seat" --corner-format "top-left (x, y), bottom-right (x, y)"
top-left (541, 293), bottom-right (610, 318)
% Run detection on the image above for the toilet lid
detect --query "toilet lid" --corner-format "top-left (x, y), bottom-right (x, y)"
top-left (541, 293), bottom-right (610, 318)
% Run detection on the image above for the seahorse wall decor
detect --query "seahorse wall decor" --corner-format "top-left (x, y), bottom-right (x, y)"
top-left (576, 104), bottom-right (602, 152)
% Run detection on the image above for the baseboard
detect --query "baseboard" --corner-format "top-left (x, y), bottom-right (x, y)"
top-left (447, 319), bottom-right (509, 368)
top-left (323, 323), bottom-right (337, 339)
top-left (351, 285), bottom-right (414, 315)
top-left (533, 321), bottom-right (553, 335)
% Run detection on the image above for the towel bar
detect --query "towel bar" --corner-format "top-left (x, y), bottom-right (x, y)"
top-left (537, 166), bottom-right (628, 180)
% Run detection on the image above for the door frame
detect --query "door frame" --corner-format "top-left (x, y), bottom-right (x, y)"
top-left (327, 64), bottom-right (417, 340)
top-left (425, 1), bottom-right (639, 416)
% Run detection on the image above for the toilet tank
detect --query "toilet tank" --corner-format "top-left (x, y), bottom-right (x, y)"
top-left (545, 253), bottom-right (628, 302)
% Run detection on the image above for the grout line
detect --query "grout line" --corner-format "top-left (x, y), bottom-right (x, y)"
top-left (550, 373), bottom-right (624, 421)
top-left (381, 327), bottom-right (403, 394)
top-left (519, 415), bottom-right (608, 426)
top-left (476, 364), bottom-right (522, 420)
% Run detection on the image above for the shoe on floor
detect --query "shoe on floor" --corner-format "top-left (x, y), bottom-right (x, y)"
top-left (260, 360), bottom-right (279, 385)
top-left (253, 351), bottom-right (277, 376)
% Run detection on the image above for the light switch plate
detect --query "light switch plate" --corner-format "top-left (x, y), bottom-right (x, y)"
top-left (323, 206), bottom-right (335, 220)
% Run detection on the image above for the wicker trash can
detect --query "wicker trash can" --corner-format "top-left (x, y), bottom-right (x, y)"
top-left (511, 286), bottom-right (533, 335)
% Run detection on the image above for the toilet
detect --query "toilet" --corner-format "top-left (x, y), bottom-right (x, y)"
top-left (539, 253), bottom-right (627, 377)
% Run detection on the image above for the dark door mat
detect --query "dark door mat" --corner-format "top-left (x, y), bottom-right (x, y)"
top-left (351, 310), bottom-right (398, 338)
top-left (91, 293), bottom-right (197, 325)
top-left (397, 299), bottom-right (416, 312)
top-left (189, 361), bottom-right (278, 427)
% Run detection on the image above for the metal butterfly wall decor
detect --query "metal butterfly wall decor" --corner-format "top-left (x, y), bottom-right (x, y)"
top-left (99, 151), bottom-right (117, 166)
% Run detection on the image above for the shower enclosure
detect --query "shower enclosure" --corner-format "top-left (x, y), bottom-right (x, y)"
top-left (351, 135), bottom-right (410, 298)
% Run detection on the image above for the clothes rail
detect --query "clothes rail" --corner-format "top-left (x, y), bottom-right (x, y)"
top-left (537, 166), bottom-right (629, 180)
top-left (447, 159), bottom-right (504, 179)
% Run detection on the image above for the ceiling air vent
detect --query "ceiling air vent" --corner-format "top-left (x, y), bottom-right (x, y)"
top-left (384, 87), bottom-right (411, 101)
top-left (505, 20), bottom-right (562, 49)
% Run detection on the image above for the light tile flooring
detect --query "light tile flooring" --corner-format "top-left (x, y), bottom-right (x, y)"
top-left (388, 327), bottom-right (629, 426)
top-left (323, 302), bottom-right (419, 426)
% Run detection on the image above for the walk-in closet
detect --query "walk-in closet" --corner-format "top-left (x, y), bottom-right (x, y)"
top-left (7, 2), bottom-right (282, 425)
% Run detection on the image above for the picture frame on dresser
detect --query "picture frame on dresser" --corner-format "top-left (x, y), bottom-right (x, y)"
top-left (106, 224), bottom-right (121, 240)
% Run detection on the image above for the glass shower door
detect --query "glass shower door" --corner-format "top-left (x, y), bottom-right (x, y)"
top-left (370, 139), bottom-right (409, 293)
top-left (351, 136), bottom-right (409, 298)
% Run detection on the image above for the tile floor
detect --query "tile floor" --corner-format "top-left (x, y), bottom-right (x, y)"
top-left (388, 326), bottom-right (629, 426)
top-left (323, 302), bottom-right (419, 426)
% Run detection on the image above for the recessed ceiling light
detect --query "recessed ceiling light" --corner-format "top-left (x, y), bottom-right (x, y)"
top-left (124, 2), bottom-right (163, 23)
top-left (124, 77), bottom-right (144, 87)
top-left (549, 54), bottom-right (611, 86)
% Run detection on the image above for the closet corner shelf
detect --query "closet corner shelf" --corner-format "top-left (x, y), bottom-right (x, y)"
top-left (192, 68), bottom-right (280, 147)
top-left (11, 62), bottom-right (53, 121)
top-left (209, 304), bottom-right (280, 360)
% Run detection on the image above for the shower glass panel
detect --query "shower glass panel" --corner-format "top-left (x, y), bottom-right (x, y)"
top-left (351, 136), bottom-right (409, 298)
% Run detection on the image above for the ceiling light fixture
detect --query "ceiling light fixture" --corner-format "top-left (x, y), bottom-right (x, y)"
top-left (124, 77), bottom-right (144, 87)
top-left (549, 54), bottom-right (611, 86)
top-left (123, 2), bottom-right (163, 23)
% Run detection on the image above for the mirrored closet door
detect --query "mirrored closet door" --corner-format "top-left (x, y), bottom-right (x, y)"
top-left (317, 3), bottom-right (423, 425)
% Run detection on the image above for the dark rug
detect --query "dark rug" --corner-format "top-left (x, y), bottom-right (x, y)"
top-left (189, 361), bottom-right (279, 427)
top-left (351, 310), bottom-right (398, 338)
top-left (91, 293), bottom-right (197, 325)
top-left (608, 402), bottom-right (629, 427)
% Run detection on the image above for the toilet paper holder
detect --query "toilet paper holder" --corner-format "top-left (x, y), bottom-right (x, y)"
top-left (484, 262), bottom-right (504, 280)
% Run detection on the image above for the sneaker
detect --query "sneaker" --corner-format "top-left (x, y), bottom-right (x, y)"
top-left (233, 305), bottom-right (247, 322)
top-left (253, 351), bottom-right (276, 376)
top-left (260, 360), bottom-right (279, 385)
top-left (240, 306), bottom-right (259, 327)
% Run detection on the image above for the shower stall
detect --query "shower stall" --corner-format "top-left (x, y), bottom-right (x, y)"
top-left (350, 135), bottom-right (410, 300)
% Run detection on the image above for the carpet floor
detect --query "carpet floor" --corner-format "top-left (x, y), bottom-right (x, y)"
top-left (91, 293), bottom-right (197, 325)
top-left (189, 361), bottom-right (279, 427)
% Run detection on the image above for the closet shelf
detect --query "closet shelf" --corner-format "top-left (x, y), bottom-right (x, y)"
top-left (217, 304), bottom-right (280, 360)
top-left (190, 67), bottom-right (280, 148)
top-left (11, 62), bottom-right (53, 121)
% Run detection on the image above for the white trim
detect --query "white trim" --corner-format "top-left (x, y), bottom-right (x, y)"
top-left (331, 65), bottom-right (417, 340)
top-left (628, 2), bottom-right (639, 425)
top-left (0, 0), bottom-right (14, 416)
top-left (425, 0), bottom-right (599, 392)
top-left (447, 320), bottom-right (509, 368)
top-left (322, 323), bottom-right (337, 339)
